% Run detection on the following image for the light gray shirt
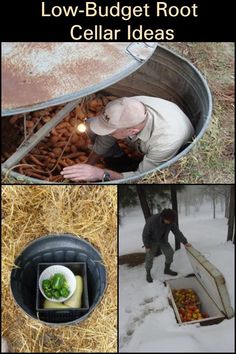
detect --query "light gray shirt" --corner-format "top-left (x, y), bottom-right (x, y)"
top-left (93, 96), bottom-right (194, 178)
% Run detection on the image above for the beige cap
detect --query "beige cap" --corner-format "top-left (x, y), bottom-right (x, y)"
top-left (89, 97), bottom-right (146, 136)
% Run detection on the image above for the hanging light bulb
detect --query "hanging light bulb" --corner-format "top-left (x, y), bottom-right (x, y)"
top-left (77, 122), bottom-right (87, 133)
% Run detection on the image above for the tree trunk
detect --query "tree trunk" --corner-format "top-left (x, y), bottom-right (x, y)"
top-left (213, 196), bottom-right (216, 219)
top-left (136, 186), bottom-right (162, 257)
top-left (136, 185), bottom-right (151, 221)
top-left (184, 198), bottom-right (190, 216)
top-left (171, 186), bottom-right (180, 250)
top-left (171, 186), bottom-right (179, 226)
top-left (178, 202), bottom-right (181, 214)
top-left (227, 185), bottom-right (235, 242)
top-left (220, 197), bottom-right (224, 212)
top-left (225, 187), bottom-right (230, 218)
top-left (150, 199), bottom-right (154, 215)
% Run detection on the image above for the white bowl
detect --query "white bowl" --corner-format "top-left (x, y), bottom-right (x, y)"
top-left (39, 265), bottom-right (76, 302)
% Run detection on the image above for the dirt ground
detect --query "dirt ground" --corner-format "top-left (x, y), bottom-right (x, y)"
top-left (119, 253), bottom-right (146, 267)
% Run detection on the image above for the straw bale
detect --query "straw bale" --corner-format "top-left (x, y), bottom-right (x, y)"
top-left (1, 185), bottom-right (117, 353)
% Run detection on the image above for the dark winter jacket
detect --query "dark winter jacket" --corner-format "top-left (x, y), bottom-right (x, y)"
top-left (142, 213), bottom-right (188, 247)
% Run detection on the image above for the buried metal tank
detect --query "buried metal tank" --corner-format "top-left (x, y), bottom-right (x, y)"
top-left (1, 43), bottom-right (212, 183)
top-left (10, 234), bottom-right (107, 326)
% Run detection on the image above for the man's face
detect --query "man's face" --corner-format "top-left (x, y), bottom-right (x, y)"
top-left (163, 219), bottom-right (172, 225)
top-left (110, 128), bottom-right (133, 140)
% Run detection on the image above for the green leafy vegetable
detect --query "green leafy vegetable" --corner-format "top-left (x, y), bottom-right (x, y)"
top-left (60, 287), bottom-right (70, 298)
top-left (44, 289), bottom-right (53, 298)
top-left (41, 272), bottom-right (70, 300)
top-left (52, 290), bottom-right (61, 299)
top-left (52, 273), bottom-right (66, 290)
top-left (42, 279), bottom-right (51, 290)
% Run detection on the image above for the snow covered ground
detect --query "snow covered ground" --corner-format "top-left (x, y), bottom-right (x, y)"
top-left (119, 202), bottom-right (235, 352)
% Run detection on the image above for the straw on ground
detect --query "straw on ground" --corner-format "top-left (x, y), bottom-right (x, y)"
top-left (2, 185), bottom-right (117, 353)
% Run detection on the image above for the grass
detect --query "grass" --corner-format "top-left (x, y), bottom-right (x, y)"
top-left (2, 185), bottom-right (117, 353)
top-left (139, 42), bottom-right (234, 184)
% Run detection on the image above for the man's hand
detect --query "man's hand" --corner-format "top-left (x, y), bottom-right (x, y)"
top-left (184, 243), bottom-right (192, 248)
top-left (61, 164), bottom-right (104, 182)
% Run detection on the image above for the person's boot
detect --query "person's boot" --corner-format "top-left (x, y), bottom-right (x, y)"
top-left (164, 263), bottom-right (178, 276)
top-left (146, 270), bottom-right (153, 283)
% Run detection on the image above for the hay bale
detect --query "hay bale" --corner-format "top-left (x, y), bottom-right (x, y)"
top-left (2, 185), bottom-right (117, 353)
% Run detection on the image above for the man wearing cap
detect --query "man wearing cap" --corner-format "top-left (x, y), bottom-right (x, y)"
top-left (61, 96), bottom-right (194, 181)
top-left (143, 208), bottom-right (192, 283)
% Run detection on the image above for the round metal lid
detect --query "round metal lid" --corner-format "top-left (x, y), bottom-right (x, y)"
top-left (1, 42), bottom-right (157, 116)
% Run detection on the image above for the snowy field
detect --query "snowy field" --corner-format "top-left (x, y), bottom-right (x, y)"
top-left (119, 202), bottom-right (235, 352)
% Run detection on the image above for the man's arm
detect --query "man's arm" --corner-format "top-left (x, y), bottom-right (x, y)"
top-left (142, 221), bottom-right (152, 249)
top-left (171, 223), bottom-right (188, 245)
top-left (87, 151), bottom-right (125, 180)
top-left (61, 134), bottom-right (125, 181)
top-left (86, 151), bottom-right (101, 165)
top-left (61, 164), bottom-right (124, 181)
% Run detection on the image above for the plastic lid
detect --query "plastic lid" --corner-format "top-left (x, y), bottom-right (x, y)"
top-left (1, 42), bottom-right (157, 116)
top-left (186, 246), bottom-right (234, 319)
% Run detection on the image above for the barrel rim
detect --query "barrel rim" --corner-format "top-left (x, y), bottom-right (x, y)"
top-left (2, 44), bottom-right (213, 184)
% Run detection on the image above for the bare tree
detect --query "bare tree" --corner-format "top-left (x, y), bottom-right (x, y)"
top-left (136, 186), bottom-right (162, 257)
top-left (227, 185), bottom-right (235, 242)
top-left (171, 186), bottom-right (179, 226)
top-left (183, 190), bottom-right (191, 216)
top-left (170, 186), bottom-right (180, 250)
top-left (225, 187), bottom-right (231, 218)
top-left (204, 185), bottom-right (229, 219)
top-left (212, 187), bottom-right (216, 219)
top-left (136, 185), bottom-right (151, 221)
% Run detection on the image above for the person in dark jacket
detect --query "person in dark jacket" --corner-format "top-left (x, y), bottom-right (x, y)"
top-left (142, 208), bottom-right (191, 283)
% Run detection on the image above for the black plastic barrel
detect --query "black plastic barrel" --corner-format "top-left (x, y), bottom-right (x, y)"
top-left (10, 234), bottom-right (107, 326)
top-left (4, 45), bottom-right (212, 183)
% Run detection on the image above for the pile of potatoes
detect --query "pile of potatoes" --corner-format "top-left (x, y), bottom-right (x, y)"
top-left (3, 94), bottom-right (140, 182)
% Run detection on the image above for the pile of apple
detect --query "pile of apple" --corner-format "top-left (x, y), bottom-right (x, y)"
top-left (172, 288), bottom-right (209, 322)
